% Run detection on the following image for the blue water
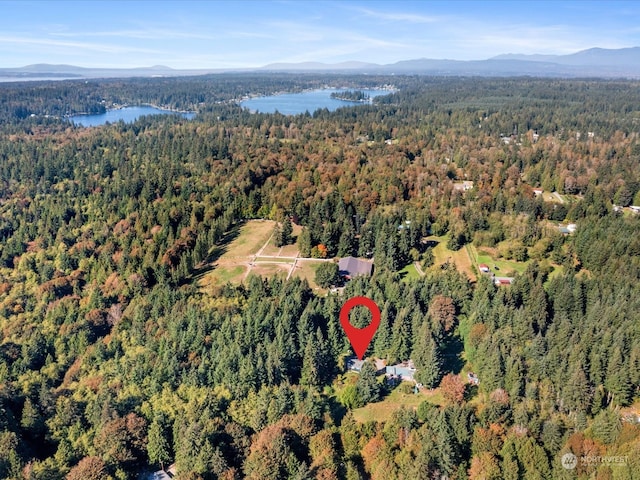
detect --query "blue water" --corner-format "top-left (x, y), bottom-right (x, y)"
top-left (240, 88), bottom-right (391, 115)
top-left (69, 106), bottom-right (195, 127)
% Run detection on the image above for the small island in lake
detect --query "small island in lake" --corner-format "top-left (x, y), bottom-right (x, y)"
top-left (330, 90), bottom-right (371, 102)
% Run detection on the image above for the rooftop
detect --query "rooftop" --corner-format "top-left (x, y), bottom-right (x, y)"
top-left (338, 256), bottom-right (373, 278)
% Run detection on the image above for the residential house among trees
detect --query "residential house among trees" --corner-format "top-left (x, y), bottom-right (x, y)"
top-left (385, 361), bottom-right (417, 382)
top-left (338, 256), bottom-right (373, 280)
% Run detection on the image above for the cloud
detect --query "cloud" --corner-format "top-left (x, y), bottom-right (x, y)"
top-left (50, 28), bottom-right (215, 41)
top-left (0, 34), bottom-right (164, 55)
top-left (352, 6), bottom-right (441, 24)
top-left (463, 23), bottom-right (629, 56)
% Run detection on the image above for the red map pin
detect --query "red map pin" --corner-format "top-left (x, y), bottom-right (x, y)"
top-left (340, 296), bottom-right (381, 360)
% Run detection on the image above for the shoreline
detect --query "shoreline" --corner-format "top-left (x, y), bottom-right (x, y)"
top-left (65, 103), bottom-right (197, 119)
top-left (237, 86), bottom-right (396, 110)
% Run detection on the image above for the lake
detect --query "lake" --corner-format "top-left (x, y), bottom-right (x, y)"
top-left (69, 106), bottom-right (195, 127)
top-left (240, 88), bottom-right (391, 115)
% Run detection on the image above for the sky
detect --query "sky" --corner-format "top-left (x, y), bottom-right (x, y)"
top-left (1, 0), bottom-right (640, 69)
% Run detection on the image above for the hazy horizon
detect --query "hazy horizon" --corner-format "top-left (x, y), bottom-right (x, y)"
top-left (2, 0), bottom-right (640, 70)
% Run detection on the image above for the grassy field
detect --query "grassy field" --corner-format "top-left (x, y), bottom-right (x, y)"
top-left (250, 263), bottom-right (290, 278)
top-left (292, 260), bottom-right (329, 292)
top-left (546, 264), bottom-right (565, 281)
top-left (260, 223), bottom-right (302, 256)
top-left (199, 219), bottom-right (344, 294)
top-left (200, 220), bottom-right (292, 289)
top-left (280, 243), bottom-right (300, 257)
top-left (255, 257), bottom-right (294, 263)
top-left (260, 242), bottom-right (282, 256)
top-left (399, 262), bottom-right (421, 281)
top-left (426, 235), bottom-right (476, 281)
top-left (331, 372), bottom-right (443, 423)
top-left (224, 220), bottom-right (275, 257)
top-left (468, 244), bottom-right (529, 276)
top-left (200, 264), bottom-right (247, 288)
top-left (421, 235), bottom-right (531, 280)
top-left (352, 385), bottom-right (444, 423)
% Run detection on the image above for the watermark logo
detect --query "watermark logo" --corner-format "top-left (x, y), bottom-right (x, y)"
top-left (561, 452), bottom-right (628, 470)
top-left (561, 453), bottom-right (577, 470)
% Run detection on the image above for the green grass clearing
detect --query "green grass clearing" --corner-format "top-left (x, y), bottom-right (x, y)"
top-left (546, 264), bottom-right (565, 281)
top-left (399, 263), bottom-right (421, 281)
top-left (202, 264), bottom-right (247, 287)
top-left (352, 384), bottom-right (443, 423)
top-left (254, 257), bottom-right (295, 263)
top-left (425, 235), bottom-right (476, 280)
top-left (468, 244), bottom-right (529, 276)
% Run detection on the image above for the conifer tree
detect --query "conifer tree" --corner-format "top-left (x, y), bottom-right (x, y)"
top-left (300, 333), bottom-right (321, 388)
top-left (273, 222), bottom-right (283, 248)
top-left (148, 414), bottom-right (172, 471)
top-left (297, 228), bottom-right (312, 257)
top-left (356, 360), bottom-right (381, 404)
top-left (413, 327), bottom-right (443, 389)
top-left (281, 215), bottom-right (293, 246)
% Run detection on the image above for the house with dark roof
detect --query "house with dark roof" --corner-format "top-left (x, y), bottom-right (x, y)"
top-left (338, 256), bottom-right (373, 280)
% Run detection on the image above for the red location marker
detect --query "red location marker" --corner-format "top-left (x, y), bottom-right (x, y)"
top-left (340, 296), bottom-right (381, 360)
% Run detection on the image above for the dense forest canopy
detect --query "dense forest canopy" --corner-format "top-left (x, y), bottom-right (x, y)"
top-left (0, 74), bottom-right (639, 479)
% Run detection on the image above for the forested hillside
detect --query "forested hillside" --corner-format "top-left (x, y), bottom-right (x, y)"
top-left (0, 75), bottom-right (639, 479)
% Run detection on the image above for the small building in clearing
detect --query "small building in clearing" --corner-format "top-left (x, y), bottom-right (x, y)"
top-left (478, 264), bottom-right (491, 274)
top-left (558, 223), bottom-right (577, 235)
top-left (453, 181), bottom-right (474, 192)
top-left (467, 372), bottom-right (479, 385)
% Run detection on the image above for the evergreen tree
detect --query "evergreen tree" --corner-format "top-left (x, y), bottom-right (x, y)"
top-left (605, 347), bottom-right (632, 406)
top-left (20, 397), bottom-right (44, 437)
top-left (412, 327), bottom-right (443, 389)
top-left (315, 262), bottom-right (339, 288)
top-left (564, 366), bottom-right (591, 413)
top-left (373, 302), bottom-right (393, 359)
top-left (300, 333), bottom-right (321, 388)
top-left (297, 228), bottom-right (312, 257)
top-left (500, 439), bottom-right (521, 480)
top-left (356, 360), bottom-right (381, 404)
top-left (148, 414), bottom-right (172, 470)
top-left (434, 410), bottom-right (458, 475)
top-left (281, 215), bottom-right (293, 246)
top-left (337, 222), bottom-right (356, 257)
top-left (389, 308), bottom-right (412, 363)
top-left (273, 222), bottom-right (284, 247)
top-left (591, 408), bottom-right (622, 445)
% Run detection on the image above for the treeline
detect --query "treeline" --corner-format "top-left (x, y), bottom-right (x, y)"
top-left (0, 74), bottom-right (394, 124)
top-left (330, 90), bottom-right (370, 102)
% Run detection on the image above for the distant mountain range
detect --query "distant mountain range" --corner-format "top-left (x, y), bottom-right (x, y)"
top-left (2, 47), bottom-right (640, 80)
